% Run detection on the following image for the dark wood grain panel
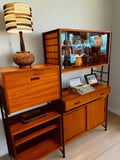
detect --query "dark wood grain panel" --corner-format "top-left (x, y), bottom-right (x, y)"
top-left (45, 46), bottom-right (58, 52)
top-left (63, 106), bottom-right (86, 143)
top-left (0, 64), bottom-right (60, 114)
top-left (46, 59), bottom-right (59, 65)
top-left (16, 138), bottom-right (61, 160)
top-left (87, 97), bottom-right (107, 131)
top-left (45, 38), bottom-right (58, 46)
top-left (10, 111), bottom-right (60, 135)
top-left (46, 52), bottom-right (59, 59)
top-left (44, 32), bottom-right (58, 39)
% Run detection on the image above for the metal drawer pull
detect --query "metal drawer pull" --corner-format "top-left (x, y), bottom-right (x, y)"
top-left (31, 77), bottom-right (40, 81)
top-left (100, 92), bottom-right (104, 95)
top-left (74, 101), bottom-right (80, 105)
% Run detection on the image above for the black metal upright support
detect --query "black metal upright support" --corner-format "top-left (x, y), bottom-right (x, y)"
top-left (57, 29), bottom-right (65, 158)
top-left (60, 113), bottom-right (65, 158)
top-left (0, 87), bottom-right (15, 160)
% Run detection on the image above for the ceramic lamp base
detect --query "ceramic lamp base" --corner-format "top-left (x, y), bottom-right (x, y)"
top-left (13, 51), bottom-right (34, 68)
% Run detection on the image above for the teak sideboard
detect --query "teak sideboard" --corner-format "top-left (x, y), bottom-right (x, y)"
top-left (62, 84), bottom-right (110, 144)
top-left (0, 28), bottom-right (112, 160)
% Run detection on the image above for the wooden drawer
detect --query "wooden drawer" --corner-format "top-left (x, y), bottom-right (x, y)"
top-left (65, 96), bottom-right (90, 111)
top-left (91, 87), bottom-right (110, 100)
top-left (63, 85), bottom-right (110, 111)
top-left (1, 65), bottom-right (60, 114)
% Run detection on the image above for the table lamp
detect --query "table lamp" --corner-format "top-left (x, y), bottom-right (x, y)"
top-left (3, 3), bottom-right (34, 68)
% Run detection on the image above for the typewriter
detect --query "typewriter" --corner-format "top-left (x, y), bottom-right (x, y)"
top-left (69, 78), bottom-right (95, 95)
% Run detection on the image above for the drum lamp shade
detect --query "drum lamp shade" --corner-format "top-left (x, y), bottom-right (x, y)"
top-left (3, 3), bottom-right (33, 33)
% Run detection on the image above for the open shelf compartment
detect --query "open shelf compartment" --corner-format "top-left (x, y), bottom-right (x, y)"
top-left (9, 110), bottom-right (62, 160)
top-left (10, 111), bottom-right (60, 136)
top-left (16, 131), bottom-right (62, 160)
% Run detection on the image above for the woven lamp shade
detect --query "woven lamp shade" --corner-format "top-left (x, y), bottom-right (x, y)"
top-left (3, 3), bottom-right (34, 68)
top-left (3, 3), bottom-right (33, 33)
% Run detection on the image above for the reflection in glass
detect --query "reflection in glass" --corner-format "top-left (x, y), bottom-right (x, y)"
top-left (61, 31), bottom-right (108, 69)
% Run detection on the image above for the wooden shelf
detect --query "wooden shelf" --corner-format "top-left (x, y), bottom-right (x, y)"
top-left (16, 138), bottom-right (61, 160)
top-left (62, 83), bottom-right (109, 101)
top-left (10, 111), bottom-right (60, 136)
top-left (62, 63), bottom-right (108, 73)
top-left (14, 124), bottom-right (58, 147)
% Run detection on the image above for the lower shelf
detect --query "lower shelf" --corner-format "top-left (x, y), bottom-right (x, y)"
top-left (16, 138), bottom-right (61, 160)
top-left (14, 124), bottom-right (58, 147)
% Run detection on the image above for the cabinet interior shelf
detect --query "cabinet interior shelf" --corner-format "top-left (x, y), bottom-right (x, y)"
top-left (16, 138), bottom-right (61, 160)
top-left (14, 123), bottom-right (58, 147)
top-left (62, 63), bottom-right (108, 73)
top-left (10, 111), bottom-right (60, 136)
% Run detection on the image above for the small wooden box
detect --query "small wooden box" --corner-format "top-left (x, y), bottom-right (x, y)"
top-left (0, 64), bottom-right (60, 114)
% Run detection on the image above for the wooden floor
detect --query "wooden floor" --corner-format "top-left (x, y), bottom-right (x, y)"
top-left (1, 111), bottom-right (120, 160)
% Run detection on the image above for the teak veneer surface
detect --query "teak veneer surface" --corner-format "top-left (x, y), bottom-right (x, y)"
top-left (63, 106), bottom-right (86, 142)
top-left (87, 97), bottom-right (107, 131)
top-left (16, 138), bottom-right (61, 160)
top-left (14, 123), bottom-right (58, 147)
top-left (0, 64), bottom-right (58, 74)
top-left (10, 111), bottom-right (60, 136)
top-left (62, 63), bottom-right (108, 73)
top-left (62, 84), bottom-right (110, 111)
top-left (0, 64), bottom-right (60, 114)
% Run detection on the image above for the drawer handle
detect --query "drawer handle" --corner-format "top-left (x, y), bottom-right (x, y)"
top-left (31, 77), bottom-right (40, 81)
top-left (100, 92), bottom-right (104, 95)
top-left (74, 101), bottom-right (80, 105)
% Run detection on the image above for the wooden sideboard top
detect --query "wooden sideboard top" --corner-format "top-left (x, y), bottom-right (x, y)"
top-left (0, 64), bottom-right (59, 74)
top-left (62, 84), bottom-right (110, 102)
top-left (62, 84), bottom-right (110, 111)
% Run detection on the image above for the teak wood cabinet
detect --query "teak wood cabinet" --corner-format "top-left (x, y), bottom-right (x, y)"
top-left (0, 64), bottom-right (63, 160)
top-left (43, 28), bottom-right (111, 152)
top-left (0, 64), bottom-right (60, 114)
top-left (43, 28), bottom-right (111, 73)
top-left (63, 84), bottom-right (110, 143)
top-left (63, 105), bottom-right (86, 143)
top-left (0, 28), bottom-right (112, 160)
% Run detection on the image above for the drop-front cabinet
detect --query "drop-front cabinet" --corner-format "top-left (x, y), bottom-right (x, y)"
top-left (0, 64), bottom-right (60, 114)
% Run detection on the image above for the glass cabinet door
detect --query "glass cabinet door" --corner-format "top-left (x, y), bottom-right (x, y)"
top-left (61, 30), bottom-right (109, 70)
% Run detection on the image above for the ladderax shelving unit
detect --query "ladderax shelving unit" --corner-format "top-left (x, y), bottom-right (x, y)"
top-left (43, 28), bottom-right (112, 146)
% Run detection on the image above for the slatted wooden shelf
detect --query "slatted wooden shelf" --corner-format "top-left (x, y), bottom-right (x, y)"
top-left (14, 124), bottom-right (58, 147)
top-left (10, 111), bottom-right (60, 136)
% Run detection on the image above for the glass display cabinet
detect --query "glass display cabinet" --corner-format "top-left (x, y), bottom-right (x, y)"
top-left (43, 28), bottom-right (111, 73)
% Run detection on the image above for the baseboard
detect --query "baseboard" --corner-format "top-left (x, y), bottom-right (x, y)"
top-left (0, 154), bottom-right (9, 160)
top-left (108, 105), bottom-right (120, 116)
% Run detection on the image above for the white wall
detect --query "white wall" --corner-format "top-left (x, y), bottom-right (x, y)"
top-left (108, 0), bottom-right (120, 115)
top-left (0, 0), bottom-right (112, 157)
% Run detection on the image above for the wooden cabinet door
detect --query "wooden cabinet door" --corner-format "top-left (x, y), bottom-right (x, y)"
top-left (87, 97), bottom-right (107, 131)
top-left (63, 106), bottom-right (86, 143)
top-left (3, 67), bottom-right (60, 114)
